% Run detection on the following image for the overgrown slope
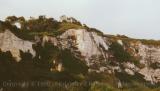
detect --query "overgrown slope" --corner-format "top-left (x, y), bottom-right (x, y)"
top-left (0, 16), bottom-right (160, 91)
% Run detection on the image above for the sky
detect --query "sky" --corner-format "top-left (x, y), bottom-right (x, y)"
top-left (0, 0), bottom-right (160, 39)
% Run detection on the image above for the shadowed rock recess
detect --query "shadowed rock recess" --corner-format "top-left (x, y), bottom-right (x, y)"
top-left (0, 16), bottom-right (160, 91)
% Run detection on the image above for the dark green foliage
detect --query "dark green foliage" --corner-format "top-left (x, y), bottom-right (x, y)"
top-left (26, 16), bottom-right (59, 32)
top-left (33, 42), bottom-right (60, 70)
top-left (109, 42), bottom-right (132, 62)
top-left (61, 49), bottom-right (88, 75)
top-left (0, 50), bottom-right (17, 81)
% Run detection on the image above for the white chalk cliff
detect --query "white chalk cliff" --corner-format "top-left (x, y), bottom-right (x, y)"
top-left (0, 29), bottom-right (160, 84)
top-left (0, 30), bottom-right (35, 62)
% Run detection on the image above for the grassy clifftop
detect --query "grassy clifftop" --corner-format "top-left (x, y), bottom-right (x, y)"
top-left (105, 34), bottom-right (160, 46)
top-left (0, 15), bottom-right (103, 40)
top-left (1, 15), bottom-right (160, 46)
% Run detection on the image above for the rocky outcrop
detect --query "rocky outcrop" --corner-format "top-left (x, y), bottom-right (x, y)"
top-left (0, 30), bottom-right (35, 62)
top-left (40, 29), bottom-right (109, 67)
top-left (59, 29), bottom-right (108, 58)
top-left (119, 41), bottom-right (160, 84)
top-left (137, 43), bottom-right (160, 65)
top-left (139, 67), bottom-right (160, 84)
top-left (137, 44), bottom-right (160, 83)
top-left (0, 28), bottom-right (160, 84)
top-left (35, 29), bottom-right (160, 84)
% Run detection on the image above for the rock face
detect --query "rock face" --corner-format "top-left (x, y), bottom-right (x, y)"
top-left (59, 29), bottom-right (108, 59)
top-left (139, 67), bottom-right (160, 84)
top-left (60, 30), bottom-right (160, 84)
top-left (126, 42), bottom-right (160, 83)
top-left (138, 44), bottom-right (160, 65)
top-left (137, 44), bottom-right (160, 83)
top-left (40, 29), bottom-right (160, 84)
top-left (0, 30), bottom-right (35, 62)
top-left (0, 29), bottom-right (160, 84)
top-left (41, 29), bottom-right (109, 67)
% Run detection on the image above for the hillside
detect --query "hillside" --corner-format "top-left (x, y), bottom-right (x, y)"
top-left (0, 15), bottom-right (160, 91)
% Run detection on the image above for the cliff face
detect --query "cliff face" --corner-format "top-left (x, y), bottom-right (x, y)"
top-left (131, 43), bottom-right (160, 83)
top-left (35, 29), bottom-right (160, 84)
top-left (0, 29), bottom-right (160, 84)
top-left (0, 30), bottom-right (35, 62)
top-left (59, 29), bottom-right (109, 65)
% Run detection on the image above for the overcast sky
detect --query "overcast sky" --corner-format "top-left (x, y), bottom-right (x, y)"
top-left (0, 0), bottom-right (160, 39)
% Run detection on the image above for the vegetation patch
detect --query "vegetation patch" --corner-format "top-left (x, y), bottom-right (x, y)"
top-left (58, 22), bottom-right (84, 31)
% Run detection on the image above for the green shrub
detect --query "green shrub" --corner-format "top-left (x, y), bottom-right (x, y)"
top-left (109, 42), bottom-right (132, 62)
top-left (61, 49), bottom-right (88, 75)
top-left (58, 22), bottom-right (84, 31)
